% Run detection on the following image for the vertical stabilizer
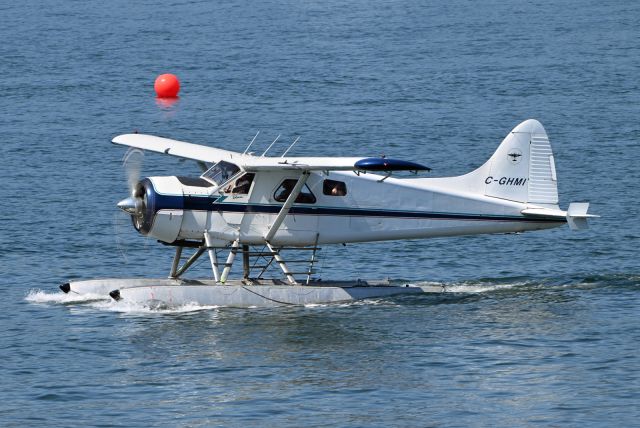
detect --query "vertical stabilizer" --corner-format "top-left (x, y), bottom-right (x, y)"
top-left (482, 119), bottom-right (558, 205)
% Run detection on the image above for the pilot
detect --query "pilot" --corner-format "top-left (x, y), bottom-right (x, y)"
top-left (232, 176), bottom-right (251, 194)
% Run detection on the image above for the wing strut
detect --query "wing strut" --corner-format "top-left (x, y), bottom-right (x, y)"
top-left (264, 171), bottom-right (310, 242)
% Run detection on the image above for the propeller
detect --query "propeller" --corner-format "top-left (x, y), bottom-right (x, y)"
top-left (117, 148), bottom-right (146, 229)
top-left (114, 148), bottom-right (152, 263)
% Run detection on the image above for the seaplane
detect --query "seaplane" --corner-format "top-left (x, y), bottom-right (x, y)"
top-left (61, 119), bottom-right (596, 307)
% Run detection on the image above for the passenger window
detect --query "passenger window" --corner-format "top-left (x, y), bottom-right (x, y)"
top-left (323, 179), bottom-right (347, 196)
top-left (274, 179), bottom-right (316, 203)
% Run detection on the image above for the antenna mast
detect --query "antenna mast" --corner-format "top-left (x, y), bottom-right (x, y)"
top-left (281, 136), bottom-right (300, 157)
top-left (242, 131), bottom-right (260, 155)
top-left (261, 134), bottom-right (281, 157)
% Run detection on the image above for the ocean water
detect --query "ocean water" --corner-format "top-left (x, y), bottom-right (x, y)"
top-left (2, 0), bottom-right (639, 426)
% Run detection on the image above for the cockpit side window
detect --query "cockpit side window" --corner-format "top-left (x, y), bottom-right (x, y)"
top-left (227, 173), bottom-right (255, 195)
top-left (201, 161), bottom-right (240, 186)
top-left (323, 179), bottom-right (347, 196)
top-left (274, 179), bottom-right (316, 204)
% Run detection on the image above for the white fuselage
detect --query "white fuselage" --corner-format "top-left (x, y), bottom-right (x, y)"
top-left (122, 119), bottom-right (578, 247)
top-left (147, 170), bottom-right (563, 247)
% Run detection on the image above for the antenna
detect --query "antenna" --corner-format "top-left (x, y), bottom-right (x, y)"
top-left (242, 131), bottom-right (260, 155)
top-left (261, 134), bottom-right (280, 157)
top-left (281, 136), bottom-right (300, 157)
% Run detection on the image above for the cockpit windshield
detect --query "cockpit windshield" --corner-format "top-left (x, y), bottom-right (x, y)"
top-left (201, 161), bottom-right (240, 186)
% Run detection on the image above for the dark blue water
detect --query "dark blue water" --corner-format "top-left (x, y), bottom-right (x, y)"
top-left (2, 0), bottom-right (639, 426)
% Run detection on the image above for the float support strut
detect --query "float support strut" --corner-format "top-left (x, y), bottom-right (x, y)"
top-left (307, 233), bottom-right (320, 285)
top-left (169, 246), bottom-right (183, 278)
top-left (220, 239), bottom-right (240, 284)
top-left (265, 241), bottom-right (297, 285)
top-left (173, 247), bottom-right (206, 278)
top-left (242, 244), bottom-right (250, 279)
top-left (204, 232), bottom-right (221, 282)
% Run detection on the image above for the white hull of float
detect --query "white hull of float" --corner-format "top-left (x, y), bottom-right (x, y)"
top-left (61, 278), bottom-right (446, 308)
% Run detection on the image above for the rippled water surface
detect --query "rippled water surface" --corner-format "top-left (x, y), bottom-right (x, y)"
top-left (2, 0), bottom-right (639, 426)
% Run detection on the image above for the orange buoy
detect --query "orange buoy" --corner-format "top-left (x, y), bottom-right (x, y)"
top-left (154, 73), bottom-right (180, 98)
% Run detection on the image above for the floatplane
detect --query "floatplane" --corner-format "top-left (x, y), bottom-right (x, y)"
top-left (61, 119), bottom-right (596, 307)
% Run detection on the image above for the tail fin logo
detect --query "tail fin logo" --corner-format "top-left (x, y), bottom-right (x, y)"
top-left (507, 149), bottom-right (523, 164)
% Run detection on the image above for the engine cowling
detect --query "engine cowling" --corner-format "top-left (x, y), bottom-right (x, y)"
top-left (117, 176), bottom-right (215, 243)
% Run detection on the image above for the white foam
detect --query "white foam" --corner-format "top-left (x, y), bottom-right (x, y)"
top-left (86, 299), bottom-right (221, 315)
top-left (444, 283), bottom-right (520, 293)
top-left (304, 298), bottom-right (391, 308)
top-left (26, 289), bottom-right (220, 314)
top-left (409, 280), bottom-right (527, 294)
top-left (25, 289), bottom-right (109, 305)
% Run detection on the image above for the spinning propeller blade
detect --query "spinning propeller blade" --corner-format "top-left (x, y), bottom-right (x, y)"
top-left (114, 148), bottom-right (150, 261)
top-left (123, 148), bottom-right (144, 195)
top-left (118, 148), bottom-right (146, 230)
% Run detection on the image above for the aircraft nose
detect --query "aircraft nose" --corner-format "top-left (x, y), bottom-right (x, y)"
top-left (117, 197), bottom-right (137, 214)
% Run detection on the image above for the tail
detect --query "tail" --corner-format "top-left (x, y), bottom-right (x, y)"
top-left (442, 119), bottom-right (597, 229)
top-left (478, 119), bottom-right (558, 206)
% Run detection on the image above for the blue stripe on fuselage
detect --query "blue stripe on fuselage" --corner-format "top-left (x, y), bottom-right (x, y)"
top-left (151, 192), bottom-right (564, 223)
top-left (218, 203), bottom-right (563, 222)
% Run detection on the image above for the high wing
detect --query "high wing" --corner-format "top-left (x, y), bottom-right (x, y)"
top-left (240, 156), bottom-right (364, 171)
top-left (112, 134), bottom-right (243, 164)
top-left (112, 133), bottom-right (429, 172)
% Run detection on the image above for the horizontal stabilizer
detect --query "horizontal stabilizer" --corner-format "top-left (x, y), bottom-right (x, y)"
top-left (521, 207), bottom-right (566, 218)
top-left (566, 202), bottom-right (599, 231)
top-left (521, 202), bottom-right (598, 231)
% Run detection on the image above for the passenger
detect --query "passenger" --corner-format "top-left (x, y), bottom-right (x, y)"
top-left (331, 184), bottom-right (345, 196)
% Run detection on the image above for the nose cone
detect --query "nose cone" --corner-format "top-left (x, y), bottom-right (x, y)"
top-left (117, 197), bottom-right (137, 214)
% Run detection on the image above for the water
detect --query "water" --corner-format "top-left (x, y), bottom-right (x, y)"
top-left (1, 0), bottom-right (639, 426)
